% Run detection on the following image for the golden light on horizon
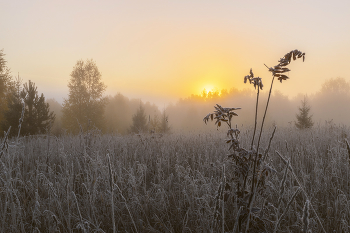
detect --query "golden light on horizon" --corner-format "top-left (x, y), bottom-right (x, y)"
top-left (1, 1), bottom-right (350, 105)
top-left (203, 84), bottom-right (215, 94)
top-left (178, 51), bottom-right (241, 98)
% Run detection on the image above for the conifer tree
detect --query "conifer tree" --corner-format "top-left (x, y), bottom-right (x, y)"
top-left (149, 113), bottom-right (160, 133)
top-left (295, 96), bottom-right (313, 129)
top-left (130, 103), bottom-right (148, 133)
top-left (21, 80), bottom-right (55, 135)
top-left (159, 109), bottom-right (170, 133)
top-left (3, 79), bottom-right (55, 136)
top-left (2, 76), bottom-right (23, 137)
top-left (0, 50), bottom-right (12, 132)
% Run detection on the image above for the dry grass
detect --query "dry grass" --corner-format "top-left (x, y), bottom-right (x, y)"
top-left (0, 125), bottom-right (349, 232)
top-left (1, 50), bottom-right (348, 232)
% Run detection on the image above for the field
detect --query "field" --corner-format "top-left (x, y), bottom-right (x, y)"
top-left (1, 124), bottom-right (350, 233)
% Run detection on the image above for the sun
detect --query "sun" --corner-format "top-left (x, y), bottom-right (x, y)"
top-left (202, 84), bottom-right (215, 94)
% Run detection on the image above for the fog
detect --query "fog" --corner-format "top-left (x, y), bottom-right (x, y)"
top-left (47, 77), bottom-right (350, 135)
top-left (166, 77), bottom-right (350, 132)
top-left (104, 93), bottom-right (161, 134)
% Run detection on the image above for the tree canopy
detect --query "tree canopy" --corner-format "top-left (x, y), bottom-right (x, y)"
top-left (130, 103), bottom-right (148, 133)
top-left (62, 59), bottom-right (107, 134)
top-left (320, 77), bottom-right (350, 95)
top-left (159, 109), bottom-right (170, 133)
top-left (2, 79), bottom-right (55, 137)
top-left (0, 50), bottom-right (12, 132)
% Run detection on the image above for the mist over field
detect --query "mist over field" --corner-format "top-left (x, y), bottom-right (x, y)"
top-left (43, 76), bottom-right (350, 135)
top-left (166, 76), bottom-right (350, 132)
top-left (2, 1), bottom-right (350, 232)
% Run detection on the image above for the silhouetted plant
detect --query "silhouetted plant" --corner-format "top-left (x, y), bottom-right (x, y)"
top-left (244, 68), bottom-right (263, 150)
top-left (204, 49), bottom-right (307, 232)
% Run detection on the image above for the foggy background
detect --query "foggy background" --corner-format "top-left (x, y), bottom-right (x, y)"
top-left (46, 77), bottom-right (350, 135)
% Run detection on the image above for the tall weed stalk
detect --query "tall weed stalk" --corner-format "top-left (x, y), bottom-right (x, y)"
top-left (204, 49), bottom-right (306, 232)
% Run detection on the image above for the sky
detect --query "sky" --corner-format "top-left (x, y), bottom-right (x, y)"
top-left (1, 0), bottom-right (350, 107)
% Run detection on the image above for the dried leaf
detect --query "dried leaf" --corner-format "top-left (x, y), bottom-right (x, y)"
top-left (281, 68), bottom-right (291, 72)
top-left (278, 75), bottom-right (289, 83)
top-left (294, 50), bottom-right (301, 56)
top-left (273, 69), bottom-right (283, 74)
top-left (259, 82), bottom-right (263, 90)
top-left (279, 61), bottom-right (289, 66)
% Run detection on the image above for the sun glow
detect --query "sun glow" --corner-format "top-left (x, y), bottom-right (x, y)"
top-left (203, 85), bottom-right (215, 94)
top-left (199, 84), bottom-right (223, 97)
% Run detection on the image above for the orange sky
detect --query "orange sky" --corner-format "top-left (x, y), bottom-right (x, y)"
top-left (1, 0), bottom-right (350, 107)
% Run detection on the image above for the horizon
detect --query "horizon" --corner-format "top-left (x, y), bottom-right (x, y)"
top-left (1, 2), bottom-right (350, 231)
top-left (1, 1), bottom-right (350, 108)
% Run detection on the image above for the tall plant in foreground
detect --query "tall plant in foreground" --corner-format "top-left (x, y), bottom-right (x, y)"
top-left (204, 49), bottom-right (311, 232)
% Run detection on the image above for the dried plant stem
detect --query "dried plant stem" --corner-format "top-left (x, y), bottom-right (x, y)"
top-left (246, 74), bottom-right (276, 233)
top-left (72, 191), bottom-right (86, 233)
top-left (107, 153), bottom-right (138, 233)
top-left (257, 70), bottom-right (275, 150)
top-left (302, 200), bottom-right (310, 233)
top-left (263, 126), bottom-right (276, 161)
top-left (233, 206), bottom-right (243, 233)
top-left (251, 87), bottom-right (260, 150)
top-left (211, 182), bottom-right (222, 232)
top-left (273, 159), bottom-right (290, 233)
top-left (114, 182), bottom-right (138, 233)
top-left (46, 122), bottom-right (51, 159)
top-left (274, 187), bottom-right (301, 233)
top-left (245, 190), bottom-right (256, 233)
top-left (245, 50), bottom-right (305, 232)
top-left (222, 164), bottom-right (225, 233)
top-left (245, 127), bottom-right (277, 232)
top-left (278, 160), bottom-right (290, 209)
top-left (275, 150), bottom-right (326, 233)
top-left (107, 154), bottom-right (116, 233)
top-left (17, 102), bottom-right (25, 142)
top-left (249, 126), bottom-right (276, 203)
top-left (345, 139), bottom-right (350, 165)
top-left (66, 177), bottom-right (71, 233)
top-left (0, 126), bottom-right (11, 159)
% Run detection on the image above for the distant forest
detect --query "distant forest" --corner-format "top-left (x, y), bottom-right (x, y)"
top-left (1, 49), bottom-right (350, 137)
top-left (49, 76), bottom-right (350, 135)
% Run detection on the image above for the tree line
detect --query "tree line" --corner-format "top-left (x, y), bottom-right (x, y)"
top-left (0, 51), bottom-right (54, 137)
top-left (1, 48), bottom-right (349, 137)
top-left (166, 77), bottom-right (350, 132)
top-left (0, 50), bottom-right (170, 137)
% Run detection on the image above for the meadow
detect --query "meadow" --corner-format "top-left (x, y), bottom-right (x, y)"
top-left (1, 49), bottom-right (349, 233)
top-left (1, 123), bottom-right (349, 233)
